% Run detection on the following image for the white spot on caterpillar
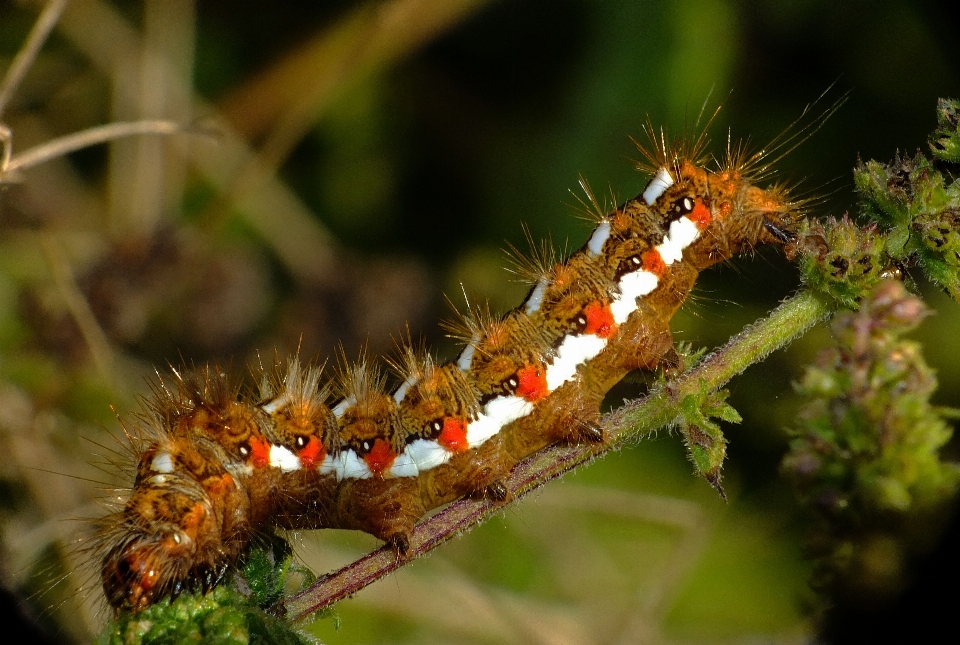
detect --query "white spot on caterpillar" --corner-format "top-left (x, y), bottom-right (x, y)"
top-left (332, 396), bottom-right (355, 419)
top-left (587, 220), bottom-right (611, 257)
top-left (387, 451), bottom-right (419, 478)
top-left (464, 412), bottom-right (501, 446)
top-left (269, 445), bottom-right (300, 472)
top-left (151, 451), bottom-right (175, 474)
top-left (318, 453), bottom-right (338, 476)
top-left (228, 462), bottom-right (254, 478)
top-left (148, 475), bottom-right (168, 486)
top-left (466, 395), bottom-right (534, 447)
top-left (656, 216), bottom-right (699, 265)
top-left (486, 394), bottom-right (534, 426)
top-left (392, 376), bottom-right (418, 404)
top-left (405, 438), bottom-right (452, 470)
top-left (456, 341), bottom-right (477, 372)
top-left (524, 276), bottom-right (550, 315)
top-left (337, 450), bottom-right (371, 480)
top-left (546, 333), bottom-right (608, 390)
top-left (260, 394), bottom-right (289, 415)
top-left (611, 271), bottom-right (659, 324)
top-left (671, 216), bottom-right (699, 252)
top-left (643, 167), bottom-right (674, 205)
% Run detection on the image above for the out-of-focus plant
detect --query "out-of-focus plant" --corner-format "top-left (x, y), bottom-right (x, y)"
top-left (782, 280), bottom-right (959, 608)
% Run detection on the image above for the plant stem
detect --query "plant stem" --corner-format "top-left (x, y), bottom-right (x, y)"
top-left (2, 120), bottom-right (186, 176)
top-left (608, 289), bottom-right (833, 438)
top-left (0, 0), bottom-right (67, 118)
top-left (281, 289), bottom-right (834, 622)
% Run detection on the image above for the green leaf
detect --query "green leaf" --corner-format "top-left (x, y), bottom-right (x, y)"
top-left (677, 382), bottom-right (740, 498)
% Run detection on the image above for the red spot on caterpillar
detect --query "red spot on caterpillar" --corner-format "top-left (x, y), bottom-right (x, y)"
top-left (250, 436), bottom-right (271, 469)
top-left (438, 417), bottom-right (468, 452)
top-left (642, 249), bottom-right (667, 276)
top-left (515, 365), bottom-right (548, 402)
top-left (128, 554), bottom-right (159, 593)
top-left (364, 438), bottom-right (398, 477)
top-left (102, 542), bottom-right (163, 611)
top-left (297, 436), bottom-right (325, 468)
top-left (690, 201), bottom-right (712, 229)
top-left (181, 503), bottom-right (207, 537)
top-left (204, 473), bottom-right (234, 496)
top-left (139, 566), bottom-right (159, 591)
top-left (583, 301), bottom-right (617, 338)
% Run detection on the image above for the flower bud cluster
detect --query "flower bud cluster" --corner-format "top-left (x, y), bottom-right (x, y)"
top-left (853, 101), bottom-right (960, 300)
top-left (797, 216), bottom-right (886, 308)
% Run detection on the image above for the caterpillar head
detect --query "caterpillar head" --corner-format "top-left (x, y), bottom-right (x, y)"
top-left (643, 160), bottom-right (802, 269)
top-left (632, 98), bottom-right (840, 267)
top-left (98, 440), bottom-right (250, 611)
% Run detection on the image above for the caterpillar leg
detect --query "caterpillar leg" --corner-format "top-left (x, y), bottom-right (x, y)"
top-left (388, 532), bottom-right (411, 556)
top-left (500, 381), bottom-right (605, 452)
top-left (458, 438), bottom-right (516, 500)
top-left (485, 479), bottom-right (510, 502)
top-left (335, 477), bottom-right (424, 550)
top-left (622, 323), bottom-right (677, 373)
top-left (576, 419), bottom-right (605, 443)
top-left (418, 437), bottom-right (515, 508)
top-left (269, 472), bottom-right (339, 530)
top-left (552, 397), bottom-right (605, 445)
top-left (657, 345), bottom-right (684, 379)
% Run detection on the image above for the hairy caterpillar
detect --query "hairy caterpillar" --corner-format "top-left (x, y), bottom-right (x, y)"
top-left (92, 121), bottom-right (807, 614)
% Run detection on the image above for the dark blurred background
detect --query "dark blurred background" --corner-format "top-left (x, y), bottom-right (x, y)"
top-left (1, 0), bottom-right (958, 642)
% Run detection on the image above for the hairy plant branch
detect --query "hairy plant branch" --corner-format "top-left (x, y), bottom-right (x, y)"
top-left (281, 289), bottom-right (834, 621)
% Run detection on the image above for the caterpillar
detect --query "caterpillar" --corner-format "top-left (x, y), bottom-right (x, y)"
top-left (92, 121), bottom-right (806, 614)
